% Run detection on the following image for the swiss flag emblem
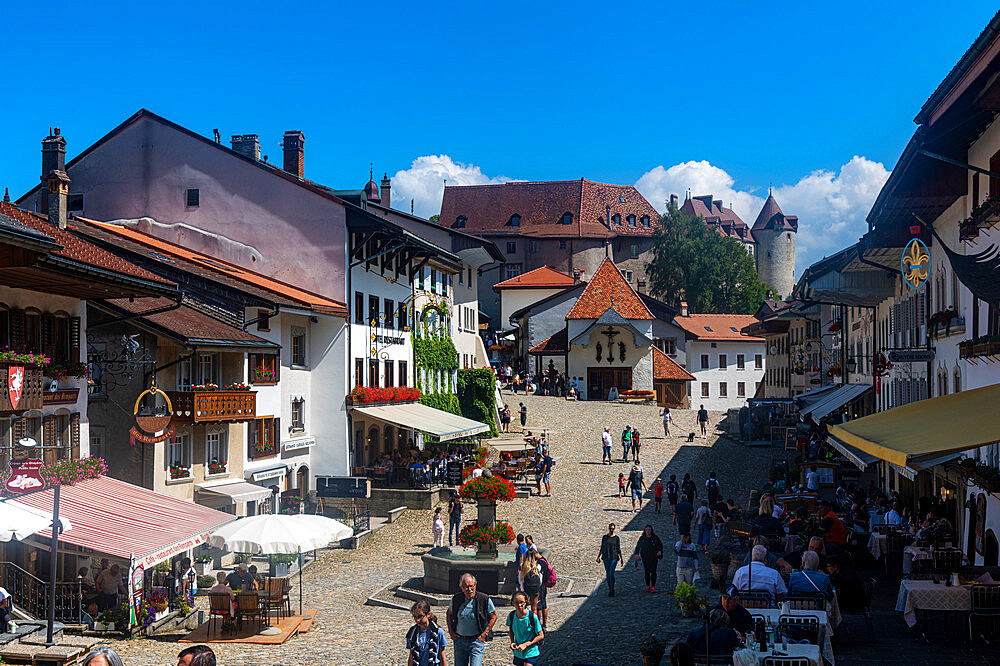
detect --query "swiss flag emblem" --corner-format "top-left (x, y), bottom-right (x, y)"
top-left (8, 365), bottom-right (24, 410)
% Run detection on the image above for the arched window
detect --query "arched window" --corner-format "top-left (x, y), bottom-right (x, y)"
top-left (611, 214), bottom-right (621, 225)
top-left (560, 212), bottom-right (572, 225)
top-left (626, 214), bottom-right (636, 226)
top-left (953, 366), bottom-right (961, 393)
top-left (508, 214), bottom-right (521, 227)
top-left (454, 215), bottom-right (467, 229)
top-left (640, 215), bottom-right (650, 227)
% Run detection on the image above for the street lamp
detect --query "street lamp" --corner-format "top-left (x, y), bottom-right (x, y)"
top-left (846, 357), bottom-right (858, 373)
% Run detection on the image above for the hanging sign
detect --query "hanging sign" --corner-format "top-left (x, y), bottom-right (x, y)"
top-left (8, 365), bottom-right (24, 410)
top-left (889, 349), bottom-right (936, 363)
top-left (901, 238), bottom-right (930, 289)
top-left (6, 458), bottom-right (44, 493)
top-left (130, 378), bottom-right (174, 446)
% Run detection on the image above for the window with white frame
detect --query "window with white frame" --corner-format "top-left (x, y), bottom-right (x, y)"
top-left (205, 428), bottom-right (228, 474)
top-left (291, 397), bottom-right (305, 431)
top-left (198, 353), bottom-right (218, 386)
top-left (291, 327), bottom-right (307, 366)
top-left (166, 431), bottom-right (192, 476)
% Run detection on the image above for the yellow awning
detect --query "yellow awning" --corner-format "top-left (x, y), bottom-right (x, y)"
top-left (827, 382), bottom-right (1000, 468)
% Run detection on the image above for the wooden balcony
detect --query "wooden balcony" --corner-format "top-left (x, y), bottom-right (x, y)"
top-left (165, 390), bottom-right (257, 423)
top-left (0, 362), bottom-right (43, 414)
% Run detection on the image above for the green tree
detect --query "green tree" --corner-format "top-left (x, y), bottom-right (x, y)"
top-left (428, 214), bottom-right (441, 224)
top-left (646, 205), bottom-right (771, 314)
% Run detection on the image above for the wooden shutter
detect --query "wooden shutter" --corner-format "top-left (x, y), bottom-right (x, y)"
top-left (69, 317), bottom-right (80, 362)
top-left (273, 418), bottom-right (280, 450)
top-left (42, 313), bottom-right (56, 359)
top-left (248, 353), bottom-right (257, 383)
top-left (43, 416), bottom-right (57, 465)
top-left (9, 310), bottom-right (25, 349)
top-left (12, 418), bottom-right (26, 442)
top-left (70, 413), bottom-right (80, 460)
top-left (273, 354), bottom-right (280, 382)
top-left (249, 419), bottom-right (258, 457)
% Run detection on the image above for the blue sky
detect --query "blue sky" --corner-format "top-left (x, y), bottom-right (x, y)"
top-left (1, 1), bottom-right (996, 269)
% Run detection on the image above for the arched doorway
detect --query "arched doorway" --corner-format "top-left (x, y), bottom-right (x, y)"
top-left (353, 429), bottom-right (365, 470)
top-left (384, 425), bottom-right (394, 456)
top-left (368, 426), bottom-right (380, 463)
top-left (297, 465), bottom-right (309, 496)
top-left (985, 530), bottom-right (999, 566)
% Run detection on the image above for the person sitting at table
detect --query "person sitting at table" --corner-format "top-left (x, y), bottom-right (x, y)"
top-left (226, 563), bottom-right (254, 592)
top-left (785, 536), bottom-right (827, 572)
top-left (788, 551), bottom-right (834, 600)
top-left (753, 498), bottom-right (783, 537)
top-left (741, 536), bottom-right (793, 574)
top-left (816, 499), bottom-right (848, 552)
top-left (884, 501), bottom-right (905, 527)
top-left (850, 499), bottom-right (870, 531)
top-left (247, 565), bottom-right (264, 590)
top-left (733, 545), bottom-right (787, 605)
top-left (685, 608), bottom-right (743, 657)
top-left (710, 585), bottom-right (754, 637)
top-left (787, 507), bottom-right (810, 535)
top-left (209, 571), bottom-right (235, 629)
top-left (915, 506), bottom-right (954, 543)
top-left (826, 554), bottom-right (866, 612)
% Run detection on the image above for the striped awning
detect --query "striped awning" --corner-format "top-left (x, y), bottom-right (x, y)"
top-left (15, 476), bottom-right (235, 568)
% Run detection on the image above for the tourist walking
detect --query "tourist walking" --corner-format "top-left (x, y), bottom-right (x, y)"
top-left (506, 591), bottom-right (544, 666)
top-left (514, 535), bottom-right (527, 588)
top-left (675, 532), bottom-right (699, 584)
top-left (661, 407), bottom-right (672, 437)
top-left (621, 425), bottom-right (633, 462)
top-left (618, 472), bottom-right (626, 498)
top-left (633, 524), bottom-right (664, 592)
top-left (601, 427), bottom-right (613, 464)
top-left (535, 552), bottom-right (553, 629)
top-left (518, 550), bottom-right (543, 616)
top-left (446, 573), bottom-right (498, 666)
top-left (500, 405), bottom-right (511, 433)
top-left (697, 404), bottom-right (709, 437)
top-left (705, 472), bottom-right (721, 506)
top-left (631, 429), bottom-right (642, 462)
top-left (695, 500), bottom-right (713, 554)
top-left (675, 494), bottom-right (694, 536)
top-left (596, 523), bottom-right (623, 596)
top-left (533, 455), bottom-right (544, 496)
top-left (666, 475), bottom-right (679, 523)
top-left (653, 478), bottom-right (664, 513)
top-left (448, 492), bottom-right (463, 547)
top-left (406, 600), bottom-right (448, 666)
top-left (626, 461), bottom-right (646, 512)
top-left (519, 402), bottom-right (527, 430)
top-left (433, 507), bottom-right (446, 548)
top-left (541, 450), bottom-right (555, 497)
top-left (681, 473), bottom-right (697, 501)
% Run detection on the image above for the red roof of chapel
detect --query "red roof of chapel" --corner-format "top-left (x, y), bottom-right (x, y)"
top-left (566, 258), bottom-right (654, 320)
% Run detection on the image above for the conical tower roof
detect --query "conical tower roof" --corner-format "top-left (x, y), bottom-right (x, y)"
top-left (751, 194), bottom-right (784, 231)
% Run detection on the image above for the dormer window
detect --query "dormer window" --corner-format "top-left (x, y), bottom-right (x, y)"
top-left (627, 214), bottom-right (636, 227)
top-left (560, 212), bottom-right (573, 225)
top-left (612, 214), bottom-right (621, 225)
top-left (508, 214), bottom-right (521, 227)
top-left (640, 215), bottom-right (650, 227)
top-left (454, 215), bottom-right (467, 229)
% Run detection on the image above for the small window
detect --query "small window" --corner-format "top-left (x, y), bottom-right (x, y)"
top-left (67, 194), bottom-right (84, 212)
top-left (701, 382), bottom-right (709, 397)
top-left (627, 214), bottom-right (636, 226)
top-left (624, 270), bottom-right (633, 282)
top-left (506, 241), bottom-right (516, 254)
top-left (368, 295), bottom-right (380, 326)
top-left (730, 327), bottom-right (739, 332)
top-left (719, 382), bottom-right (727, 397)
top-left (640, 215), bottom-right (650, 227)
top-left (719, 354), bottom-right (727, 369)
top-left (397, 301), bottom-right (408, 330)
top-left (700, 354), bottom-right (709, 369)
top-left (737, 382), bottom-right (745, 397)
top-left (504, 263), bottom-right (522, 279)
top-left (185, 188), bottom-right (200, 207)
top-left (384, 360), bottom-right (394, 387)
top-left (354, 292), bottom-right (364, 324)
top-left (256, 309), bottom-right (271, 332)
top-left (430, 269), bottom-right (437, 293)
top-left (291, 398), bottom-right (305, 431)
top-left (561, 212), bottom-right (573, 225)
top-left (612, 214), bottom-right (621, 225)
top-left (398, 360), bottom-right (408, 387)
top-left (630, 244), bottom-right (638, 259)
top-left (291, 327), bottom-right (306, 366)
top-left (454, 215), bottom-right (467, 229)
top-left (705, 326), bottom-right (713, 332)
top-left (755, 354), bottom-right (763, 369)
top-left (384, 298), bottom-right (395, 330)
top-left (528, 240), bottom-right (537, 254)
top-left (368, 359), bottom-right (378, 388)
top-left (508, 214), bottom-right (521, 227)
top-left (206, 429), bottom-right (228, 473)
top-left (559, 240), bottom-right (567, 250)
top-left (737, 354), bottom-right (745, 369)
top-left (354, 358), bottom-right (364, 386)
top-left (167, 432), bottom-right (192, 473)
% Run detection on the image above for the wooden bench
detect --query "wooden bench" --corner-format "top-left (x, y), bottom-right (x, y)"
top-left (0, 644), bottom-right (44, 665)
top-left (33, 645), bottom-right (84, 666)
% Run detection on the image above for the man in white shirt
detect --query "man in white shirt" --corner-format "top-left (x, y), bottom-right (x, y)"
top-left (732, 545), bottom-right (786, 606)
top-left (601, 428), bottom-right (613, 465)
top-left (806, 466), bottom-right (819, 492)
top-left (884, 502), bottom-right (904, 526)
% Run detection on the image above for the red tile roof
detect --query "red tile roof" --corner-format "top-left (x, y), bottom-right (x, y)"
top-left (680, 195), bottom-right (754, 243)
top-left (105, 298), bottom-right (273, 344)
top-left (0, 203), bottom-right (172, 285)
top-left (566, 258), bottom-right (654, 320)
top-left (528, 327), bottom-right (568, 355)
top-left (493, 266), bottom-right (575, 291)
top-left (439, 179), bottom-right (660, 238)
top-left (751, 194), bottom-right (798, 232)
top-left (653, 346), bottom-right (695, 381)
top-left (674, 313), bottom-right (763, 341)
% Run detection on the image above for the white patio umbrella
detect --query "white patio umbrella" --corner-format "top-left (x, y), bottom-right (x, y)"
top-left (207, 514), bottom-right (352, 615)
top-left (0, 499), bottom-right (71, 542)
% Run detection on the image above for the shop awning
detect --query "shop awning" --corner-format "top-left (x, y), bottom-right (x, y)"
top-left (890, 451), bottom-right (966, 482)
top-left (248, 464), bottom-right (289, 484)
top-left (351, 402), bottom-right (490, 441)
top-left (0, 500), bottom-right (71, 542)
top-left (195, 481), bottom-right (272, 506)
top-left (826, 434), bottom-right (880, 471)
top-left (800, 383), bottom-right (872, 424)
top-left (493, 441), bottom-right (534, 453)
top-left (796, 384), bottom-right (838, 408)
top-left (828, 382), bottom-right (1000, 468)
top-left (15, 476), bottom-right (234, 568)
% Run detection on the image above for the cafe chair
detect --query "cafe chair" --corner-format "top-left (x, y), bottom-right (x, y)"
top-left (235, 592), bottom-right (263, 632)
top-left (726, 520), bottom-right (755, 549)
top-left (265, 577), bottom-right (289, 620)
top-left (785, 592), bottom-right (826, 611)
top-left (872, 524), bottom-right (894, 535)
top-left (777, 614), bottom-right (820, 644)
top-left (884, 532), bottom-right (913, 577)
top-left (931, 548), bottom-right (963, 573)
top-left (738, 591), bottom-right (773, 609)
top-left (968, 583), bottom-right (1000, 645)
top-left (208, 593), bottom-right (233, 637)
top-left (762, 657), bottom-right (811, 666)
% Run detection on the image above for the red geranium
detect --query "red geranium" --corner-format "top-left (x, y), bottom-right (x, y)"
top-left (348, 385), bottom-right (421, 404)
top-left (459, 476), bottom-right (517, 502)
top-left (457, 521), bottom-right (516, 548)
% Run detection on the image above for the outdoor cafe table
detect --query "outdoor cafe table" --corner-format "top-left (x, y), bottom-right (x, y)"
top-left (733, 642), bottom-right (821, 666)
top-left (750, 609), bottom-right (834, 665)
top-left (902, 545), bottom-right (933, 574)
top-left (895, 579), bottom-right (972, 627)
top-left (868, 533), bottom-right (887, 560)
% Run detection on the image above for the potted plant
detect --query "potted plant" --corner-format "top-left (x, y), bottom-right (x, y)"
top-left (194, 555), bottom-right (213, 575)
top-left (669, 581), bottom-right (707, 617)
top-left (639, 635), bottom-right (667, 666)
top-left (271, 553), bottom-right (298, 577)
top-left (710, 550), bottom-right (731, 588)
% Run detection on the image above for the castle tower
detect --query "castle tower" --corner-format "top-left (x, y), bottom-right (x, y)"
top-left (751, 194), bottom-right (797, 300)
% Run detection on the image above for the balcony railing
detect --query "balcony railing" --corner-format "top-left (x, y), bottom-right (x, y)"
top-left (0, 361), bottom-right (43, 413)
top-left (959, 338), bottom-right (1000, 360)
top-left (166, 390), bottom-right (257, 423)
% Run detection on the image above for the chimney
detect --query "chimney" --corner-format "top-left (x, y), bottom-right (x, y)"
top-left (282, 131), bottom-right (305, 178)
top-left (231, 134), bottom-right (260, 161)
top-left (669, 193), bottom-right (679, 209)
top-left (40, 128), bottom-right (70, 229)
top-left (380, 173), bottom-right (391, 209)
top-left (574, 269), bottom-right (585, 284)
top-left (680, 300), bottom-right (688, 317)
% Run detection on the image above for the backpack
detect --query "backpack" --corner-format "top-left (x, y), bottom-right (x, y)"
top-left (539, 556), bottom-right (557, 588)
top-left (666, 481), bottom-right (679, 495)
top-left (707, 478), bottom-right (720, 498)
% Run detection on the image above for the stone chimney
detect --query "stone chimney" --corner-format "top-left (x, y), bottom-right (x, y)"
top-left (680, 300), bottom-right (688, 317)
top-left (573, 269), bottom-right (584, 284)
top-left (40, 128), bottom-right (70, 229)
top-left (231, 134), bottom-right (261, 161)
top-left (282, 130), bottom-right (305, 178)
top-left (670, 193), bottom-right (679, 209)
top-left (380, 173), bottom-right (391, 209)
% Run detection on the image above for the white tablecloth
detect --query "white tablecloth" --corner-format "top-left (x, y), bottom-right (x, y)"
top-left (733, 643), bottom-right (821, 666)
top-left (901, 546), bottom-right (933, 574)
top-left (894, 579), bottom-right (972, 627)
top-left (750, 609), bottom-right (834, 665)
top-left (867, 533), bottom-right (886, 560)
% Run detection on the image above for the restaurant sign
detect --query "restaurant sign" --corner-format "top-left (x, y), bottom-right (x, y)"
top-left (5, 458), bottom-right (44, 494)
top-left (889, 349), bottom-right (936, 363)
top-left (139, 533), bottom-right (209, 568)
top-left (129, 379), bottom-right (174, 446)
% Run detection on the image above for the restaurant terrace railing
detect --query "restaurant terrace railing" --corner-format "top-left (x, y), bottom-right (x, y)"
top-left (1, 561), bottom-right (82, 624)
top-left (165, 390), bottom-right (257, 423)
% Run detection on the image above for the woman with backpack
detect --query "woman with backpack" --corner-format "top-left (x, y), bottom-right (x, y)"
top-left (631, 429), bottom-right (642, 462)
top-left (447, 493), bottom-right (463, 547)
top-left (506, 591), bottom-right (544, 665)
top-left (406, 600), bottom-right (448, 666)
top-left (535, 553), bottom-right (554, 629)
top-left (681, 473), bottom-right (697, 501)
top-left (518, 549), bottom-right (543, 616)
top-left (632, 524), bottom-right (664, 592)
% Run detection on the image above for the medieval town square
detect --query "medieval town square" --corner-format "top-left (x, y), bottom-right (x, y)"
top-left (1, 2), bottom-right (1000, 665)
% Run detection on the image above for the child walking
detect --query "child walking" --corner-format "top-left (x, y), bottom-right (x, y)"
top-left (618, 472), bottom-right (626, 498)
top-left (653, 478), bottom-right (664, 513)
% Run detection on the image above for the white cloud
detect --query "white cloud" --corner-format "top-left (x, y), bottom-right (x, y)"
top-left (634, 156), bottom-right (890, 271)
top-left (388, 155), bottom-right (517, 218)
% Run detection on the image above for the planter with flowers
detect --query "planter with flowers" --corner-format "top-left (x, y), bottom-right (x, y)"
top-left (253, 440), bottom-right (276, 458)
top-left (347, 385), bottom-right (422, 405)
top-left (44, 360), bottom-right (89, 390)
top-left (669, 581), bottom-right (708, 617)
top-left (459, 475), bottom-right (517, 558)
top-left (207, 459), bottom-right (228, 475)
top-left (928, 308), bottom-right (961, 340)
top-left (39, 456), bottom-right (107, 487)
top-left (170, 464), bottom-right (192, 480)
top-left (472, 447), bottom-right (489, 467)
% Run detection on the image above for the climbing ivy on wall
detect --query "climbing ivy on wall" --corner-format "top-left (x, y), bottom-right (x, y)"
top-left (414, 337), bottom-right (459, 371)
top-left (457, 368), bottom-right (499, 437)
top-left (419, 392), bottom-right (461, 415)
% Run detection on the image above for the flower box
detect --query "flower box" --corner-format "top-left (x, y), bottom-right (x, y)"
top-left (347, 386), bottom-right (421, 404)
top-left (170, 466), bottom-right (192, 480)
top-left (459, 476), bottom-right (517, 503)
